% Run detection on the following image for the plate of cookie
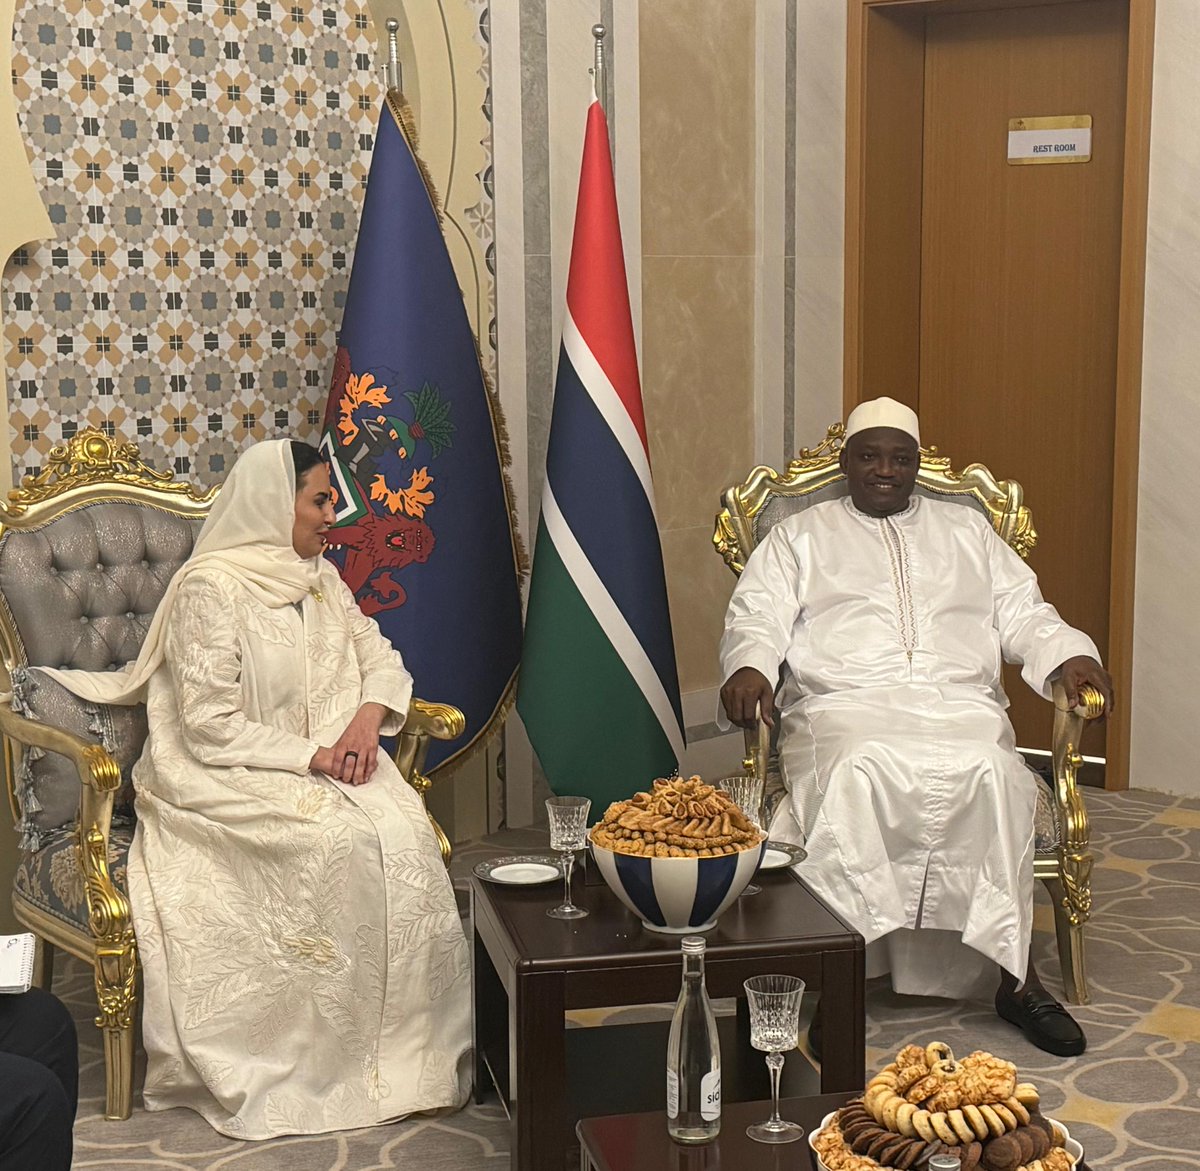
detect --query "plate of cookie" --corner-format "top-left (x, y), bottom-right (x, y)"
top-left (809, 1039), bottom-right (1085, 1170)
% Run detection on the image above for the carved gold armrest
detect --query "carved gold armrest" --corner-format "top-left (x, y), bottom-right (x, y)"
top-left (740, 714), bottom-right (771, 785)
top-left (393, 699), bottom-right (466, 793)
top-left (0, 702), bottom-right (121, 794)
top-left (0, 702), bottom-right (133, 984)
top-left (393, 700), bottom-right (464, 867)
top-left (1049, 681), bottom-right (1104, 852)
top-left (1048, 681), bottom-right (1103, 930)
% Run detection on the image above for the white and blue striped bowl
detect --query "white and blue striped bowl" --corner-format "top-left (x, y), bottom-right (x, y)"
top-left (590, 838), bottom-right (767, 933)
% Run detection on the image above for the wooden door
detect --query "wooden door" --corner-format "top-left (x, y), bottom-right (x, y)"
top-left (918, 1), bottom-right (1127, 753)
top-left (845, 0), bottom-right (1153, 779)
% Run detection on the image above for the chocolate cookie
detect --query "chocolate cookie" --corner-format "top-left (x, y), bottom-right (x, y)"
top-left (1012, 1126), bottom-right (1035, 1164)
top-left (893, 1139), bottom-right (927, 1171)
top-left (852, 1126), bottom-right (884, 1155)
top-left (868, 1131), bottom-right (898, 1162)
top-left (915, 1140), bottom-right (948, 1169)
top-left (980, 1132), bottom-right (1023, 1171)
top-left (843, 1118), bottom-right (877, 1144)
top-left (1025, 1124), bottom-right (1051, 1160)
top-left (877, 1136), bottom-right (912, 1166)
top-left (959, 1141), bottom-right (984, 1171)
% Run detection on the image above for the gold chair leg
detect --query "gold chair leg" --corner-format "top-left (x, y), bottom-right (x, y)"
top-left (1042, 875), bottom-right (1090, 1006)
top-left (32, 938), bottom-right (55, 991)
top-left (94, 939), bottom-right (139, 1120)
top-left (101, 1015), bottom-right (136, 1120)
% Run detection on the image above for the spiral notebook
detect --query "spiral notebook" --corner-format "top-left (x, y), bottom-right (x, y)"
top-left (0, 933), bottom-right (36, 995)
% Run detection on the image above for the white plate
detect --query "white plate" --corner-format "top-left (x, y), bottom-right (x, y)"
top-left (473, 855), bottom-right (561, 886)
top-left (759, 840), bottom-right (807, 870)
top-left (808, 1111), bottom-right (1085, 1169)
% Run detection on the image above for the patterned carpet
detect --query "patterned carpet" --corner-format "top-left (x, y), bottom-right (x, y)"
top-left (57, 788), bottom-right (1199, 1168)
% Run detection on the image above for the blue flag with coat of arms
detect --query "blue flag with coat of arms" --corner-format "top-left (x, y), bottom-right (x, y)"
top-left (320, 91), bottom-right (523, 775)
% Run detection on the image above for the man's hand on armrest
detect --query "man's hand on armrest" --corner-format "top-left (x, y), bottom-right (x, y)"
top-left (1057, 655), bottom-right (1115, 716)
top-left (720, 667), bottom-right (776, 729)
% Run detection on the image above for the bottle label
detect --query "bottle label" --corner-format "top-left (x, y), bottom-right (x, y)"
top-left (666, 1069), bottom-right (679, 1118)
top-left (700, 1068), bottom-right (721, 1121)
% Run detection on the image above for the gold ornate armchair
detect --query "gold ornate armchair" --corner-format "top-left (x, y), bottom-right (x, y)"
top-left (713, 423), bottom-right (1103, 1005)
top-left (0, 429), bottom-right (463, 1120)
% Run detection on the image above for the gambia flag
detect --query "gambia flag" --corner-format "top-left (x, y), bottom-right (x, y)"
top-left (517, 98), bottom-right (685, 808)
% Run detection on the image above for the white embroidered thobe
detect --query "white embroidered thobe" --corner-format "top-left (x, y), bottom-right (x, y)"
top-left (720, 496), bottom-right (1098, 998)
top-left (126, 562), bottom-right (471, 1139)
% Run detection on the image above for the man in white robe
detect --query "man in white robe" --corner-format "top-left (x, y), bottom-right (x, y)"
top-left (719, 397), bottom-right (1113, 1056)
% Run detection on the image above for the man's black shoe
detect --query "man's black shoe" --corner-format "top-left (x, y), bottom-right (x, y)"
top-left (995, 986), bottom-right (1086, 1056)
top-left (807, 1005), bottom-right (822, 1062)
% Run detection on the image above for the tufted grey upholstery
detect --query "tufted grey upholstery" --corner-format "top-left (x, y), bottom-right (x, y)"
top-left (0, 501), bottom-right (201, 673)
top-left (0, 500), bottom-right (202, 856)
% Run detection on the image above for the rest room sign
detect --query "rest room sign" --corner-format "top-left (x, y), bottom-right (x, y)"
top-left (1007, 115), bottom-right (1092, 165)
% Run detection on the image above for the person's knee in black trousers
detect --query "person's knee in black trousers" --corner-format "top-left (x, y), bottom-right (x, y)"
top-left (0, 987), bottom-right (78, 1170)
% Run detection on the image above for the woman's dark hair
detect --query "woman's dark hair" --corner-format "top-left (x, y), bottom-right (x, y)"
top-left (290, 441), bottom-right (323, 485)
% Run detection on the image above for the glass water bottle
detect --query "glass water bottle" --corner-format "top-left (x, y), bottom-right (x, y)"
top-left (666, 935), bottom-right (721, 1143)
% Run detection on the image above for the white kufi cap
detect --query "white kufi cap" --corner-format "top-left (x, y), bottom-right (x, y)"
top-left (844, 396), bottom-right (920, 445)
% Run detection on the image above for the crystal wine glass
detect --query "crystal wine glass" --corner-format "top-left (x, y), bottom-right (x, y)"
top-left (744, 974), bottom-right (805, 1143)
top-left (546, 796), bottom-right (591, 920)
top-left (721, 774), bottom-right (766, 895)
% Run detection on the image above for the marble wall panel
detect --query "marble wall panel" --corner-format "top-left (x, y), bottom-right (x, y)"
top-left (661, 524), bottom-right (738, 695)
top-left (793, 253), bottom-right (845, 444)
top-left (1130, 0), bottom-right (1200, 798)
top-left (641, 253), bottom-right (756, 535)
top-left (791, 0), bottom-right (845, 446)
top-left (639, 0), bottom-right (756, 259)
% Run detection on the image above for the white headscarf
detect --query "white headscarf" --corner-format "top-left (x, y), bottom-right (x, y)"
top-left (844, 396), bottom-right (921, 445)
top-left (41, 439), bottom-right (323, 705)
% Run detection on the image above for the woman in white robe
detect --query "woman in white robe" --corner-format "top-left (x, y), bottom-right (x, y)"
top-left (45, 440), bottom-right (471, 1138)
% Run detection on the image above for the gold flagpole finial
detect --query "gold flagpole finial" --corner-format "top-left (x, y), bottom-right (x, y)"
top-left (385, 18), bottom-right (402, 93)
top-left (591, 23), bottom-right (607, 110)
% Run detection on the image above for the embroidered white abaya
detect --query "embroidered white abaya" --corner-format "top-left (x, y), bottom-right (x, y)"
top-left (46, 442), bottom-right (471, 1138)
top-left (720, 496), bottom-right (1099, 998)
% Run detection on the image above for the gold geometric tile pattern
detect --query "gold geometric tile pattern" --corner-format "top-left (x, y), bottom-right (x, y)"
top-left (2, 0), bottom-right (381, 485)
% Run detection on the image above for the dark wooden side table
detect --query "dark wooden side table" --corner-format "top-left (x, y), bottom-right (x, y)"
top-left (471, 865), bottom-right (864, 1171)
top-left (577, 1092), bottom-right (846, 1170)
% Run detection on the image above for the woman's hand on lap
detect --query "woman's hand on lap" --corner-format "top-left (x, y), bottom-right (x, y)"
top-left (309, 745), bottom-right (336, 775)
top-left (326, 702), bottom-right (388, 785)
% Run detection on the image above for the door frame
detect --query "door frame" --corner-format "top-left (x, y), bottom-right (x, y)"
top-left (844, 0), bottom-right (1155, 791)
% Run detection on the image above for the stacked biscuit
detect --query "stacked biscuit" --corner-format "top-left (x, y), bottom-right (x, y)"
top-left (811, 1041), bottom-right (1077, 1171)
top-left (588, 775), bottom-right (763, 858)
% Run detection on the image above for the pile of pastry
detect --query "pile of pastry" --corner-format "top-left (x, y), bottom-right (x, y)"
top-left (589, 775), bottom-right (763, 858)
top-left (811, 1041), bottom-right (1077, 1171)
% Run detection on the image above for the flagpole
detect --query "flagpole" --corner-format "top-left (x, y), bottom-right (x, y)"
top-left (591, 23), bottom-right (606, 110)
top-left (385, 17), bottom-right (402, 93)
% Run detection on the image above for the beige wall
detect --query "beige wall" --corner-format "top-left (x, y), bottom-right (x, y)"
top-left (1129, 1), bottom-right (1200, 797)
top-left (640, 2), bottom-right (756, 705)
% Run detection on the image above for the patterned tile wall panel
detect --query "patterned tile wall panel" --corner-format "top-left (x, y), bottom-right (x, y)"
top-left (2, 0), bottom-right (381, 485)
